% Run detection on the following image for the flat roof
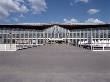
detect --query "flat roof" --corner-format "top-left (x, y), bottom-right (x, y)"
top-left (0, 24), bottom-right (110, 30)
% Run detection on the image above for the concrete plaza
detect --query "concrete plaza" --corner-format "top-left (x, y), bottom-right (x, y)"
top-left (0, 44), bottom-right (110, 82)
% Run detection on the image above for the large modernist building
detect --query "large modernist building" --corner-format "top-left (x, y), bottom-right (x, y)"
top-left (0, 23), bottom-right (110, 51)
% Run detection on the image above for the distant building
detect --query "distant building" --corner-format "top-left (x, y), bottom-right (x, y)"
top-left (0, 23), bottom-right (110, 51)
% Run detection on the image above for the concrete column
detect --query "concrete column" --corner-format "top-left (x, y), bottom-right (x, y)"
top-left (39, 32), bottom-right (41, 44)
top-left (23, 29), bottom-right (25, 48)
top-left (19, 29), bottom-right (21, 49)
top-left (103, 29), bottom-right (105, 50)
top-left (106, 28), bottom-right (108, 39)
top-left (31, 30), bottom-right (33, 47)
top-left (46, 30), bottom-right (48, 44)
top-left (103, 29), bottom-right (105, 51)
top-left (38, 31), bottom-right (39, 44)
top-left (51, 27), bottom-right (52, 39)
top-left (58, 27), bottom-right (59, 39)
top-left (87, 29), bottom-right (88, 43)
top-left (71, 30), bottom-right (73, 44)
top-left (2, 28), bottom-right (4, 44)
top-left (36, 30), bottom-right (37, 46)
top-left (9, 28), bottom-right (12, 49)
top-left (69, 30), bottom-right (71, 44)
top-left (65, 29), bottom-right (66, 43)
top-left (32, 30), bottom-right (34, 47)
top-left (44, 30), bottom-right (46, 44)
top-left (103, 29), bottom-right (104, 42)
top-left (14, 28), bottom-right (17, 50)
top-left (90, 28), bottom-right (93, 50)
top-left (76, 30), bottom-right (78, 46)
top-left (72, 30), bottom-right (74, 44)
top-left (5, 28), bottom-right (7, 44)
top-left (94, 29), bottom-right (96, 43)
top-left (28, 30), bottom-right (30, 47)
top-left (83, 30), bottom-right (84, 39)
top-left (43, 31), bottom-right (44, 44)
top-left (79, 30), bottom-right (81, 47)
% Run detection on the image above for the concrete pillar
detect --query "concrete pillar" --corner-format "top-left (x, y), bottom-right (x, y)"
top-left (2, 28), bottom-right (4, 44)
top-left (36, 30), bottom-right (38, 46)
top-left (79, 30), bottom-right (81, 47)
top-left (28, 29), bottom-right (30, 47)
top-left (23, 29), bottom-right (25, 48)
top-left (19, 29), bottom-right (21, 49)
top-left (65, 29), bottom-right (66, 43)
top-left (31, 29), bottom-right (34, 47)
top-left (9, 28), bottom-right (12, 49)
top-left (90, 28), bottom-right (93, 50)
top-left (39, 32), bottom-right (41, 44)
top-left (43, 31), bottom-right (44, 44)
top-left (76, 30), bottom-right (78, 46)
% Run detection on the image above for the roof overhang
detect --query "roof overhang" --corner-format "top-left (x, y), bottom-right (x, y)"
top-left (0, 24), bottom-right (110, 30)
top-left (58, 24), bottom-right (110, 30)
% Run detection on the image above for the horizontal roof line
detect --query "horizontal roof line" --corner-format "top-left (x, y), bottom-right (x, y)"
top-left (0, 24), bottom-right (110, 30)
top-left (0, 23), bottom-right (110, 26)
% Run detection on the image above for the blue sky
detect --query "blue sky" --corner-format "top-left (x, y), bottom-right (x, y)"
top-left (0, 0), bottom-right (110, 24)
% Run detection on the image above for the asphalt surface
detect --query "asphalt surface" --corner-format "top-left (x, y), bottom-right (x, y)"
top-left (0, 43), bottom-right (110, 82)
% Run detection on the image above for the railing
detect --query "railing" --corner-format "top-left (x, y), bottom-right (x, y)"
top-left (78, 40), bottom-right (110, 51)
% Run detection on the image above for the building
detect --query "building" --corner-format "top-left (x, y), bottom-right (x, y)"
top-left (0, 23), bottom-right (110, 51)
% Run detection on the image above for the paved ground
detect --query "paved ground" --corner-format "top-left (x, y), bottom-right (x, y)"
top-left (0, 43), bottom-right (110, 82)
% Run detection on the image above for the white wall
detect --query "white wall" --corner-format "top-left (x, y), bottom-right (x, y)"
top-left (0, 44), bottom-right (16, 51)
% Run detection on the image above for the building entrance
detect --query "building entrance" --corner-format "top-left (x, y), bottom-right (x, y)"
top-left (47, 38), bottom-right (65, 44)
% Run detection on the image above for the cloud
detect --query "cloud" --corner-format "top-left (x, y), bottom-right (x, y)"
top-left (85, 18), bottom-right (105, 24)
top-left (0, 0), bottom-right (47, 19)
top-left (28, 0), bottom-right (47, 13)
top-left (75, 0), bottom-right (89, 3)
top-left (0, 0), bottom-right (28, 19)
top-left (63, 18), bottom-right (105, 24)
top-left (70, 2), bottom-right (74, 6)
top-left (0, 7), bottom-right (9, 18)
top-left (19, 14), bottom-right (25, 18)
top-left (12, 18), bottom-right (19, 22)
top-left (88, 9), bottom-right (100, 14)
top-left (64, 18), bottom-right (79, 24)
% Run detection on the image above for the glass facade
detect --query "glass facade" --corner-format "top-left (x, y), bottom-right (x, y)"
top-left (0, 25), bottom-right (110, 51)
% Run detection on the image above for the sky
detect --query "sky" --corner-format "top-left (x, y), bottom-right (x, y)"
top-left (0, 0), bottom-right (110, 24)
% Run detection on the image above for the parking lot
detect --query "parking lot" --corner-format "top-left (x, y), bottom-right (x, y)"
top-left (0, 44), bottom-right (110, 82)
